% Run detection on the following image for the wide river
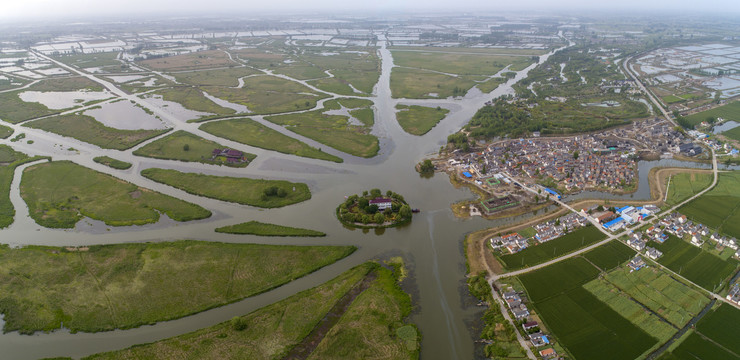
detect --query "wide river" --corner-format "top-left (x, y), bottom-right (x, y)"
top-left (1, 36), bottom-right (714, 360)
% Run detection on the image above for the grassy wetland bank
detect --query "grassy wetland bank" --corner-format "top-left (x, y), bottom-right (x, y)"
top-left (0, 241), bottom-right (355, 334)
top-left (20, 161), bottom-right (211, 228)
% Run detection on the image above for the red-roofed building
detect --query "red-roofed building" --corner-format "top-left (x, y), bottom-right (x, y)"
top-left (369, 197), bottom-right (393, 210)
top-left (539, 348), bottom-right (556, 359)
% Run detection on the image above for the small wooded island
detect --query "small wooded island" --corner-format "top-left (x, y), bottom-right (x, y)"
top-left (337, 189), bottom-right (413, 228)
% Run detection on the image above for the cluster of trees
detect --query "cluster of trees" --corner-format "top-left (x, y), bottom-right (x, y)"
top-left (418, 159), bottom-right (434, 174)
top-left (262, 186), bottom-right (287, 199)
top-left (673, 110), bottom-right (694, 129)
top-left (451, 86), bottom-right (466, 96)
top-left (447, 132), bottom-right (470, 151)
top-left (467, 273), bottom-right (522, 358)
top-left (337, 189), bottom-right (411, 226)
top-left (465, 100), bottom-right (544, 139)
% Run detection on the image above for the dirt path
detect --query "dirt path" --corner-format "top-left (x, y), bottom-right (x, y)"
top-left (282, 271), bottom-right (377, 360)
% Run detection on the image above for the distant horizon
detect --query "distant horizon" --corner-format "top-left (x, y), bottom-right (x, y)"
top-left (1, 0), bottom-right (739, 23)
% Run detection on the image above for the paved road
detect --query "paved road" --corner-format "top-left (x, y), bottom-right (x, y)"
top-left (622, 55), bottom-right (677, 127)
top-left (489, 283), bottom-right (537, 360)
top-left (491, 148), bottom-right (740, 310)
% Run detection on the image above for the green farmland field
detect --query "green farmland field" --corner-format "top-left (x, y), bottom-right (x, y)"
top-left (603, 266), bottom-right (709, 328)
top-left (498, 225), bottom-right (605, 270)
top-left (582, 240), bottom-right (635, 271)
top-left (724, 125), bottom-right (740, 142)
top-left (659, 331), bottom-right (739, 360)
top-left (583, 277), bottom-right (676, 343)
top-left (517, 257), bottom-right (599, 302)
top-left (680, 171), bottom-right (740, 239)
top-left (695, 304), bottom-right (740, 355)
top-left (649, 235), bottom-right (738, 292)
top-left (665, 172), bottom-right (713, 206)
top-left (533, 287), bottom-right (656, 360)
top-left (683, 101), bottom-right (740, 127)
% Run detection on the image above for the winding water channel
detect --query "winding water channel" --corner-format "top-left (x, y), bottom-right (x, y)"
top-left (0, 36), bottom-right (693, 360)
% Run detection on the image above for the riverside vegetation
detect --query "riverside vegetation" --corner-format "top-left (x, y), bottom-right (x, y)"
top-left (133, 130), bottom-right (256, 167)
top-left (215, 221), bottom-right (326, 237)
top-left (78, 261), bottom-right (418, 360)
top-left (20, 161), bottom-right (211, 228)
top-left (141, 168), bottom-right (311, 208)
top-left (0, 241), bottom-right (355, 334)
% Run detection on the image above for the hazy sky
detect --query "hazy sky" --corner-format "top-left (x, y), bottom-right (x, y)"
top-left (1, 0), bottom-right (738, 20)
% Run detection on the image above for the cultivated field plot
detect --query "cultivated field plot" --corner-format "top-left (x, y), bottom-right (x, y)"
top-left (20, 161), bottom-right (211, 228)
top-left (659, 331), bottom-right (739, 360)
top-left (265, 98), bottom-right (378, 158)
top-left (723, 125), bottom-right (740, 142)
top-left (664, 172), bottom-right (713, 206)
top-left (695, 304), bottom-right (740, 355)
top-left (0, 241), bottom-right (355, 334)
top-left (133, 130), bottom-right (256, 167)
top-left (683, 100), bottom-right (740, 127)
top-left (602, 267), bottom-right (709, 328)
top-left (395, 104), bottom-right (449, 135)
top-left (680, 171), bottom-right (740, 239)
top-left (583, 277), bottom-right (676, 343)
top-left (141, 168), bottom-right (311, 208)
top-left (582, 240), bottom-right (635, 271)
top-left (25, 113), bottom-right (170, 150)
top-left (517, 257), bottom-right (599, 302)
top-left (137, 50), bottom-right (237, 71)
top-left (498, 225), bottom-right (606, 270)
top-left (648, 235), bottom-right (738, 291)
top-left (519, 257), bottom-right (657, 360)
top-left (200, 118), bottom-right (342, 162)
